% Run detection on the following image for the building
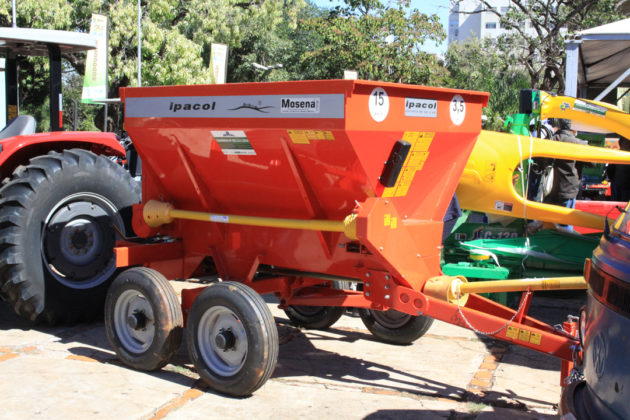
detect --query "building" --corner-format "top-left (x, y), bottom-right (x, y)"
top-left (448, 0), bottom-right (522, 45)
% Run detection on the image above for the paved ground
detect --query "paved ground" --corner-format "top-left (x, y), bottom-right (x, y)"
top-left (0, 282), bottom-right (584, 420)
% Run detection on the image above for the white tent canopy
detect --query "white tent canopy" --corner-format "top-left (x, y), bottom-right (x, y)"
top-left (565, 18), bottom-right (630, 100)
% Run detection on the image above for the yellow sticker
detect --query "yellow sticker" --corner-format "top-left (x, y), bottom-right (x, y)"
top-left (408, 152), bottom-right (428, 166)
top-left (529, 332), bottom-right (542, 346)
top-left (413, 139), bottom-right (433, 152)
top-left (395, 185), bottom-right (410, 197)
top-left (384, 214), bottom-right (391, 226)
top-left (381, 132), bottom-right (434, 198)
top-left (398, 167), bottom-right (416, 187)
top-left (390, 217), bottom-right (397, 229)
top-left (288, 130), bottom-right (334, 143)
top-left (402, 131), bottom-right (420, 142)
top-left (287, 130), bottom-right (309, 144)
top-left (518, 329), bottom-right (531, 342)
top-left (382, 187), bottom-right (395, 198)
top-left (506, 326), bottom-right (518, 339)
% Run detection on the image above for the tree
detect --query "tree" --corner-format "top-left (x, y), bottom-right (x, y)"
top-left (300, 0), bottom-right (448, 84)
top-left (446, 37), bottom-right (530, 130)
top-left (450, 0), bottom-right (624, 92)
top-left (0, 0), bottom-right (305, 132)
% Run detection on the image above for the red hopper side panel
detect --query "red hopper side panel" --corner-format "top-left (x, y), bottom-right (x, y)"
top-left (121, 80), bottom-right (488, 290)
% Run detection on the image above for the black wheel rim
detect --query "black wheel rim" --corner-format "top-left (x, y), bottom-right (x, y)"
top-left (41, 192), bottom-right (123, 289)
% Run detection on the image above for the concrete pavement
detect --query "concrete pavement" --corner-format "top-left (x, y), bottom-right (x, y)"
top-left (0, 282), bottom-right (584, 419)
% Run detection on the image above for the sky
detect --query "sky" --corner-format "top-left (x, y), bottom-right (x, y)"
top-left (312, 0), bottom-right (451, 55)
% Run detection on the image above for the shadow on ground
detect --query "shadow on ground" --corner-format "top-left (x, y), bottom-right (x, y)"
top-left (0, 298), bottom-right (560, 416)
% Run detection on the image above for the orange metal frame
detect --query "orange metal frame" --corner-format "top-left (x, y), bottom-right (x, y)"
top-left (116, 80), bottom-right (579, 382)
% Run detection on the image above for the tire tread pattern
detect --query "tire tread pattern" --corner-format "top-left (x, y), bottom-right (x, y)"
top-left (104, 267), bottom-right (183, 371)
top-left (0, 148), bottom-right (140, 324)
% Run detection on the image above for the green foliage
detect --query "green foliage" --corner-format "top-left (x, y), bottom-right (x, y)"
top-left (229, 2), bottom-right (326, 82)
top-left (445, 38), bottom-right (530, 131)
top-left (0, 0), bottom-right (305, 132)
top-left (299, 0), bottom-right (448, 84)
top-left (470, 0), bottom-right (624, 92)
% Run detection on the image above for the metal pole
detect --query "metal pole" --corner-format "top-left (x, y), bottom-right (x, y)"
top-left (594, 66), bottom-right (630, 102)
top-left (71, 98), bottom-right (78, 131)
top-left (137, 0), bottom-right (142, 87)
top-left (104, 104), bottom-right (108, 132)
top-left (12, 0), bottom-right (17, 27)
top-left (48, 44), bottom-right (62, 131)
top-left (142, 200), bottom-right (359, 240)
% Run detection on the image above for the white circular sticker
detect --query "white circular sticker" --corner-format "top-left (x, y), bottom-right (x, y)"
top-left (369, 87), bottom-right (389, 122)
top-left (450, 94), bottom-right (466, 126)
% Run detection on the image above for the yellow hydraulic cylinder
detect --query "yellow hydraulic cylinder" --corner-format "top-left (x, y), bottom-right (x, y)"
top-left (458, 130), bottom-right (630, 229)
top-left (424, 275), bottom-right (587, 305)
top-left (142, 200), bottom-right (358, 240)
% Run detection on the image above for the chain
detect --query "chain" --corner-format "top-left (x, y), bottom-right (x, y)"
top-left (565, 344), bottom-right (585, 385)
top-left (456, 290), bottom-right (532, 336)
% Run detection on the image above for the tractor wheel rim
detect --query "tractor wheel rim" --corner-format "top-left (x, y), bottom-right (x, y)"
top-left (370, 308), bottom-right (411, 328)
top-left (41, 192), bottom-right (123, 289)
top-left (198, 306), bottom-right (247, 377)
top-left (114, 289), bottom-right (155, 354)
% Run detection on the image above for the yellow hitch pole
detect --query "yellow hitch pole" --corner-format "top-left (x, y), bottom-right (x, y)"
top-left (424, 275), bottom-right (586, 305)
top-left (142, 200), bottom-right (358, 240)
top-left (457, 276), bottom-right (587, 295)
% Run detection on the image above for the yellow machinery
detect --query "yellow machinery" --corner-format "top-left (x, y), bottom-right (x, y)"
top-left (458, 93), bottom-right (630, 229)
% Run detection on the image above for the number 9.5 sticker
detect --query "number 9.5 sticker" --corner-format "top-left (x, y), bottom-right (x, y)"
top-left (450, 94), bottom-right (466, 126)
top-left (369, 87), bottom-right (389, 122)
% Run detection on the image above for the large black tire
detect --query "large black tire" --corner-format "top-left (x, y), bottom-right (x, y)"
top-left (104, 267), bottom-right (183, 371)
top-left (186, 281), bottom-right (278, 396)
top-left (359, 308), bottom-right (434, 345)
top-left (0, 149), bottom-right (140, 324)
top-left (283, 280), bottom-right (345, 330)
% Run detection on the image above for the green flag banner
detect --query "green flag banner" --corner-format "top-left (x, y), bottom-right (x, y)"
top-left (82, 14), bottom-right (108, 103)
top-left (211, 43), bottom-right (228, 84)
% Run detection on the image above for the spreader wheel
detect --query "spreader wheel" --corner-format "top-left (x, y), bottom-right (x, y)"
top-left (284, 280), bottom-right (345, 329)
top-left (284, 305), bottom-right (344, 330)
top-left (104, 267), bottom-right (183, 371)
top-left (186, 282), bottom-right (278, 396)
top-left (359, 308), bottom-right (433, 345)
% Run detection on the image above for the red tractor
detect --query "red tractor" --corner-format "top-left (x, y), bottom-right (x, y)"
top-left (0, 27), bottom-right (139, 324)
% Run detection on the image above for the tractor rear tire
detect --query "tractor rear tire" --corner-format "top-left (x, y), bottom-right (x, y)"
top-left (0, 149), bottom-right (140, 324)
top-left (359, 308), bottom-right (434, 345)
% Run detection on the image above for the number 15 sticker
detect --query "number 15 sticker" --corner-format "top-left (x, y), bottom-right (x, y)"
top-left (450, 94), bottom-right (466, 126)
top-left (369, 87), bottom-right (389, 122)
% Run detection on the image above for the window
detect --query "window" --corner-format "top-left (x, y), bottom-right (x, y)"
top-left (485, 22), bottom-right (497, 29)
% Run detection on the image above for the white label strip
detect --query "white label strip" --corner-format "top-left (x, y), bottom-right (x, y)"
top-left (125, 94), bottom-right (345, 119)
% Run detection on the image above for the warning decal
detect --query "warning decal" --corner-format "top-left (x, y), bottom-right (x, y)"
top-left (494, 200), bottom-right (513, 213)
top-left (382, 132), bottom-right (434, 198)
top-left (287, 130), bottom-right (335, 144)
top-left (506, 326), bottom-right (542, 346)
